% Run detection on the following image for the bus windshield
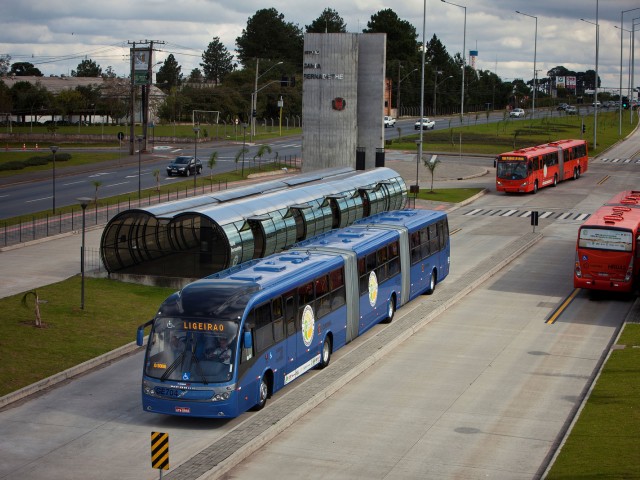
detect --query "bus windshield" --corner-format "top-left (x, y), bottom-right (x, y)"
top-left (144, 317), bottom-right (240, 384)
top-left (497, 160), bottom-right (528, 180)
top-left (579, 228), bottom-right (633, 252)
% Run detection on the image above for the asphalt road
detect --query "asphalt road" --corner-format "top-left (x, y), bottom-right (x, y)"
top-left (1, 132), bottom-right (639, 479)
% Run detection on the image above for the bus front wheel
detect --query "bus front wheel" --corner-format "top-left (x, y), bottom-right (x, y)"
top-left (532, 181), bottom-right (538, 194)
top-left (318, 337), bottom-right (332, 369)
top-left (253, 377), bottom-right (269, 411)
top-left (552, 174), bottom-right (558, 187)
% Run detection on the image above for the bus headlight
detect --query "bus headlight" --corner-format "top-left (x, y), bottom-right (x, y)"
top-left (143, 380), bottom-right (157, 396)
top-left (212, 392), bottom-right (230, 402)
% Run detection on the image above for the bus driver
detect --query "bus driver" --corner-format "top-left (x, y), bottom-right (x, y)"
top-left (205, 337), bottom-right (231, 364)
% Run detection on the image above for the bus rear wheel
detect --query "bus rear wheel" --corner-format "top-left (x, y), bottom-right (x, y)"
top-left (553, 174), bottom-right (558, 187)
top-left (383, 296), bottom-right (396, 323)
top-left (318, 337), bottom-right (332, 369)
top-left (426, 270), bottom-right (437, 295)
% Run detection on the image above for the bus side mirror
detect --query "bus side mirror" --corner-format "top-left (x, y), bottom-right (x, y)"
top-left (136, 319), bottom-right (154, 346)
top-left (493, 159), bottom-right (497, 168)
top-left (243, 331), bottom-right (253, 350)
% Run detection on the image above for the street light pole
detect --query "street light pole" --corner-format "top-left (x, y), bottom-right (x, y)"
top-left (50, 145), bottom-right (58, 214)
top-left (516, 10), bottom-right (538, 119)
top-left (398, 67), bottom-right (418, 118)
top-left (77, 197), bottom-right (92, 310)
top-left (193, 126), bottom-right (200, 194)
top-left (433, 75), bottom-right (453, 116)
top-left (415, 0), bottom-right (427, 199)
top-left (581, 7), bottom-right (599, 149)
top-left (242, 123), bottom-right (248, 178)
top-left (442, 0), bottom-right (466, 119)
top-left (136, 135), bottom-right (143, 201)
top-left (252, 60), bottom-right (283, 141)
top-left (620, 7), bottom-right (640, 135)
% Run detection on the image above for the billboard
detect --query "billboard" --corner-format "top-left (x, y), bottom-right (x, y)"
top-left (131, 48), bottom-right (152, 85)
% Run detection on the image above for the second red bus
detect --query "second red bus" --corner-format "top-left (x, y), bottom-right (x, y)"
top-left (574, 190), bottom-right (640, 293)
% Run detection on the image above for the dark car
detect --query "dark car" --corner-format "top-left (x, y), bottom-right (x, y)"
top-left (166, 156), bottom-right (202, 176)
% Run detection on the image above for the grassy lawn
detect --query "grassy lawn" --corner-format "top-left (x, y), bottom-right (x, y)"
top-left (0, 151), bottom-right (124, 179)
top-left (416, 187), bottom-right (483, 203)
top-left (545, 324), bottom-right (640, 479)
top-left (0, 277), bottom-right (175, 397)
top-left (386, 110), bottom-right (635, 157)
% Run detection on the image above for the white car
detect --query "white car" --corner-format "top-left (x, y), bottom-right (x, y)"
top-left (509, 108), bottom-right (525, 118)
top-left (383, 116), bottom-right (396, 128)
top-left (414, 117), bottom-right (435, 130)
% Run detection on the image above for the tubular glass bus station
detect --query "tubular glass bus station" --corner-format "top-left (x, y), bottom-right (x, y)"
top-left (100, 167), bottom-right (407, 279)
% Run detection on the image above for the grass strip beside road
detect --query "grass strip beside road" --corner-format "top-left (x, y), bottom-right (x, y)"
top-left (546, 324), bottom-right (640, 479)
top-left (0, 276), bottom-right (175, 397)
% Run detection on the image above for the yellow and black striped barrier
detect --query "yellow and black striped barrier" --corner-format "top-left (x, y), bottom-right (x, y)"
top-left (151, 431), bottom-right (169, 474)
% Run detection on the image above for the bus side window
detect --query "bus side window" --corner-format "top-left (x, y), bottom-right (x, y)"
top-left (254, 303), bottom-right (274, 353)
top-left (429, 224), bottom-right (438, 254)
top-left (420, 228), bottom-right (430, 259)
top-left (358, 257), bottom-right (368, 294)
top-left (388, 241), bottom-right (400, 276)
top-left (376, 246), bottom-right (388, 282)
top-left (329, 268), bottom-right (345, 309)
top-left (315, 275), bottom-right (331, 318)
top-left (272, 297), bottom-right (285, 343)
top-left (284, 294), bottom-right (296, 336)
top-left (410, 231), bottom-right (421, 265)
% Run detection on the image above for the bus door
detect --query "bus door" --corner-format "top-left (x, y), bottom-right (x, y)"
top-left (557, 147), bottom-right (565, 181)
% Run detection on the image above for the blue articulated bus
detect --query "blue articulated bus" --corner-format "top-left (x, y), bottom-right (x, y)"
top-left (136, 209), bottom-right (450, 418)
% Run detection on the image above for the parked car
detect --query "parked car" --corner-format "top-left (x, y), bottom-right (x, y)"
top-left (592, 101), bottom-right (601, 108)
top-left (414, 117), bottom-right (435, 130)
top-left (383, 115), bottom-right (396, 128)
top-left (556, 103), bottom-right (568, 111)
top-left (166, 156), bottom-right (202, 177)
top-left (509, 108), bottom-right (525, 118)
top-left (564, 105), bottom-right (577, 115)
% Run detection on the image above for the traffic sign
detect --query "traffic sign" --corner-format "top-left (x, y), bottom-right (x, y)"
top-left (151, 431), bottom-right (169, 471)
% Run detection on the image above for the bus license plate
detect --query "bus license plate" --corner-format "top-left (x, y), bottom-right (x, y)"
top-left (175, 406), bottom-right (190, 414)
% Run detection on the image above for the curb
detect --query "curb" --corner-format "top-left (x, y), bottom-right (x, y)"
top-left (0, 340), bottom-right (143, 410)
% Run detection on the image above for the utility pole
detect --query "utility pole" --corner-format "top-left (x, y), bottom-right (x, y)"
top-left (128, 40), bottom-right (165, 154)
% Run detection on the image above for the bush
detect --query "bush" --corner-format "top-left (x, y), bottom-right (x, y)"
top-left (0, 161), bottom-right (27, 171)
top-left (25, 156), bottom-right (50, 166)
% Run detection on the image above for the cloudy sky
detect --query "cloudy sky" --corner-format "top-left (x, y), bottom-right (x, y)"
top-left (1, 0), bottom-right (638, 92)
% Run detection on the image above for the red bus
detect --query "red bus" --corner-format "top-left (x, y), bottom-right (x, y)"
top-left (496, 139), bottom-right (588, 193)
top-left (574, 190), bottom-right (640, 293)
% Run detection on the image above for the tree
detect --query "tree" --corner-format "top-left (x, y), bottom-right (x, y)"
top-left (72, 59), bottom-right (102, 77)
top-left (21, 290), bottom-right (44, 328)
top-left (102, 66), bottom-right (118, 78)
top-left (91, 180), bottom-right (103, 203)
top-left (55, 89), bottom-right (86, 123)
top-left (201, 37), bottom-right (234, 85)
top-left (423, 155), bottom-right (441, 193)
top-left (0, 54), bottom-right (11, 75)
top-left (306, 8), bottom-right (347, 33)
top-left (10, 81), bottom-right (51, 124)
top-left (156, 54), bottom-right (183, 91)
top-left (189, 68), bottom-right (203, 83)
top-left (253, 144), bottom-right (272, 168)
top-left (208, 151), bottom-right (218, 181)
top-left (235, 8), bottom-right (304, 68)
top-left (10, 62), bottom-right (43, 77)
top-left (363, 9), bottom-right (419, 78)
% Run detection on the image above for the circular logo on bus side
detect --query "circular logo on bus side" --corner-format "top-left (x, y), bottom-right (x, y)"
top-left (368, 271), bottom-right (378, 307)
top-left (301, 305), bottom-right (315, 347)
